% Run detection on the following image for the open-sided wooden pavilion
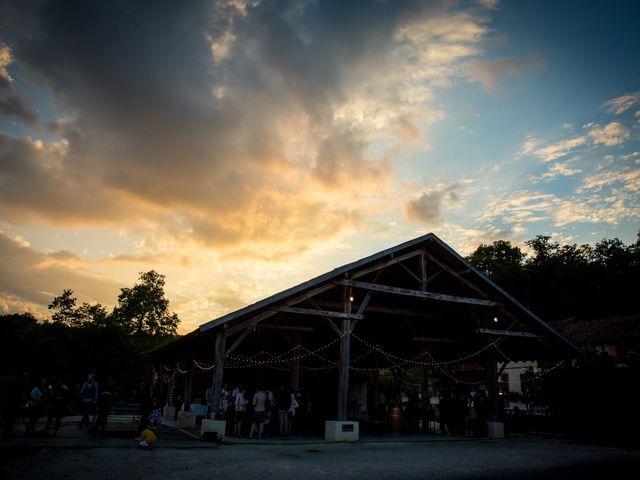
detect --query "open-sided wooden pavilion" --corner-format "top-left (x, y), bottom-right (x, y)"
top-left (151, 233), bottom-right (583, 438)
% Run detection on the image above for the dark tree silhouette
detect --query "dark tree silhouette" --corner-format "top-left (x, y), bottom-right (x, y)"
top-left (112, 270), bottom-right (179, 336)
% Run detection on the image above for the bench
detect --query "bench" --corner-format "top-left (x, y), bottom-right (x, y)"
top-left (105, 403), bottom-right (140, 432)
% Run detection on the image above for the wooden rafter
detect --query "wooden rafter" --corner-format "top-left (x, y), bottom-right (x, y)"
top-left (225, 310), bottom-right (275, 337)
top-left (270, 306), bottom-right (364, 320)
top-left (308, 298), bottom-right (343, 337)
top-left (478, 328), bottom-right (541, 339)
top-left (351, 250), bottom-right (422, 280)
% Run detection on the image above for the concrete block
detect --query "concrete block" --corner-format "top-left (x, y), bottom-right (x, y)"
top-left (200, 419), bottom-right (226, 442)
top-left (177, 411), bottom-right (196, 429)
top-left (325, 421), bottom-right (359, 442)
top-left (487, 421), bottom-right (504, 439)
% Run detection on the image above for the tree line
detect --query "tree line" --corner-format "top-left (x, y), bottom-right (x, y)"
top-left (0, 271), bottom-right (179, 402)
top-left (467, 233), bottom-right (640, 321)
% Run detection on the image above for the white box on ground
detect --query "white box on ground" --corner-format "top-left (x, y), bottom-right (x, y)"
top-left (325, 421), bottom-right (359, 442)
top-left (177, 411), bottom-right (196, 429)
top-left (201, 419), bottom-right (226, 442)
top-left (487, 421), bottom-right (504, 439)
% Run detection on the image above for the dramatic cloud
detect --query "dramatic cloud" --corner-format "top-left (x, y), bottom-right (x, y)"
top-left (0, 0), bottom-right (500, 325)
top-left (0, 0), bottom-right (491, 259)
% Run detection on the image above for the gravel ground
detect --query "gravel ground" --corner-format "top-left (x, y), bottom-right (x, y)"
top-left (2, 437), bottom-right (639, 480)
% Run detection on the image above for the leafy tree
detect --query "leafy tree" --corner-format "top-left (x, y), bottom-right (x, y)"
top-left (76, 302), bottom-right (112, 328)
top-left (112, 270), bottom-right (179, 336)
top-left (469, 234), bottom-right (639, 321)
top-left (467, 240), bottom-right (526, 278)
top-left (48, 289), bottom-right (111, 328)
top-left (48, 289), bottom-right (80, 327)
top-left (467, 240), bottom-right (527, 303)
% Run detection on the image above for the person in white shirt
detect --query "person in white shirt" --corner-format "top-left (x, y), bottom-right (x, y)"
top-left (249, 387), bottom-right (270, 439)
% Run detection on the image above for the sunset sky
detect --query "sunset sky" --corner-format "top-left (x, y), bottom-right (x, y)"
top-left (1, 0), bottom-right (638, 333)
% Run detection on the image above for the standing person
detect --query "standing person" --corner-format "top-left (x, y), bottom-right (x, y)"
top-left (249, 386), bottom-right (270, 439)
top-left (45, 378), bottom-right (69, 437)
top-left (92, 390), bottom-right (112, 439)
top-left (276, 386), bottom-right (292, 436)
top-left (79, 373), bottom-right (99, 429)
top-left (233, 386), bottom-right (247, 437)
top-left (26, 379), bottom-right (46, 436)
top-left (288, 390), bottom-right (300, 436)
top-left (220, 384), bottom-right (230, 417)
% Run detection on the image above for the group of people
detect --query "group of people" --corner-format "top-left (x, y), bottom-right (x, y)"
top-left (218, 384), bottom-right (299, 439)
top-left (5, 372), bottom-right (113, 439)
top-left (24, 376), bottom-right (70, 437)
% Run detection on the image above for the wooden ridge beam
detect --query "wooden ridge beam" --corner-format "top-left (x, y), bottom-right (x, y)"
top-left (336, 279), bottom-right (501, 307)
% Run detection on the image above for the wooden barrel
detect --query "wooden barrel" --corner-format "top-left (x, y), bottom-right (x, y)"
top-left (388, 406), bottom-right (403, 432)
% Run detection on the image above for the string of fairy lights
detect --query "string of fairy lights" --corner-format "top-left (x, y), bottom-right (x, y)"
top-left (159, 330), bottom-right (565, 386)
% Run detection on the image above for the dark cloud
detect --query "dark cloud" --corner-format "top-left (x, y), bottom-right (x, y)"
top-left (0, 89), bottom-right (39, 124)
top-left (0, 132), bottom-right (132, 224)
top-left (405, 184), bottom-right (462, 224)
top-left (0, 0), bottom-right (477, 251)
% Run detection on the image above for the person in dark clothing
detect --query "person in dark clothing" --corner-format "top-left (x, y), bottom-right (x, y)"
top-left (92, 391), bottom-right (112, 438)
top-left (405, 390), bottom-right (420, 433)
top-left (45, 379), bottom-right (69, 437)
top-left (276, 386), bottom-right (292, 436)
top-left (439, 387), bottom-right (454, 435)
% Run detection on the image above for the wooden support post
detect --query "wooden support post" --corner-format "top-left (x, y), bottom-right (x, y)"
top-left (337, 285), bottom-right (352, 421)
top-left (337, 318), bottom-right (351, 421)
top-left (209, 331), bottom-right (226, 420)
top-left (420, 249), bottom-right (427, 291)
